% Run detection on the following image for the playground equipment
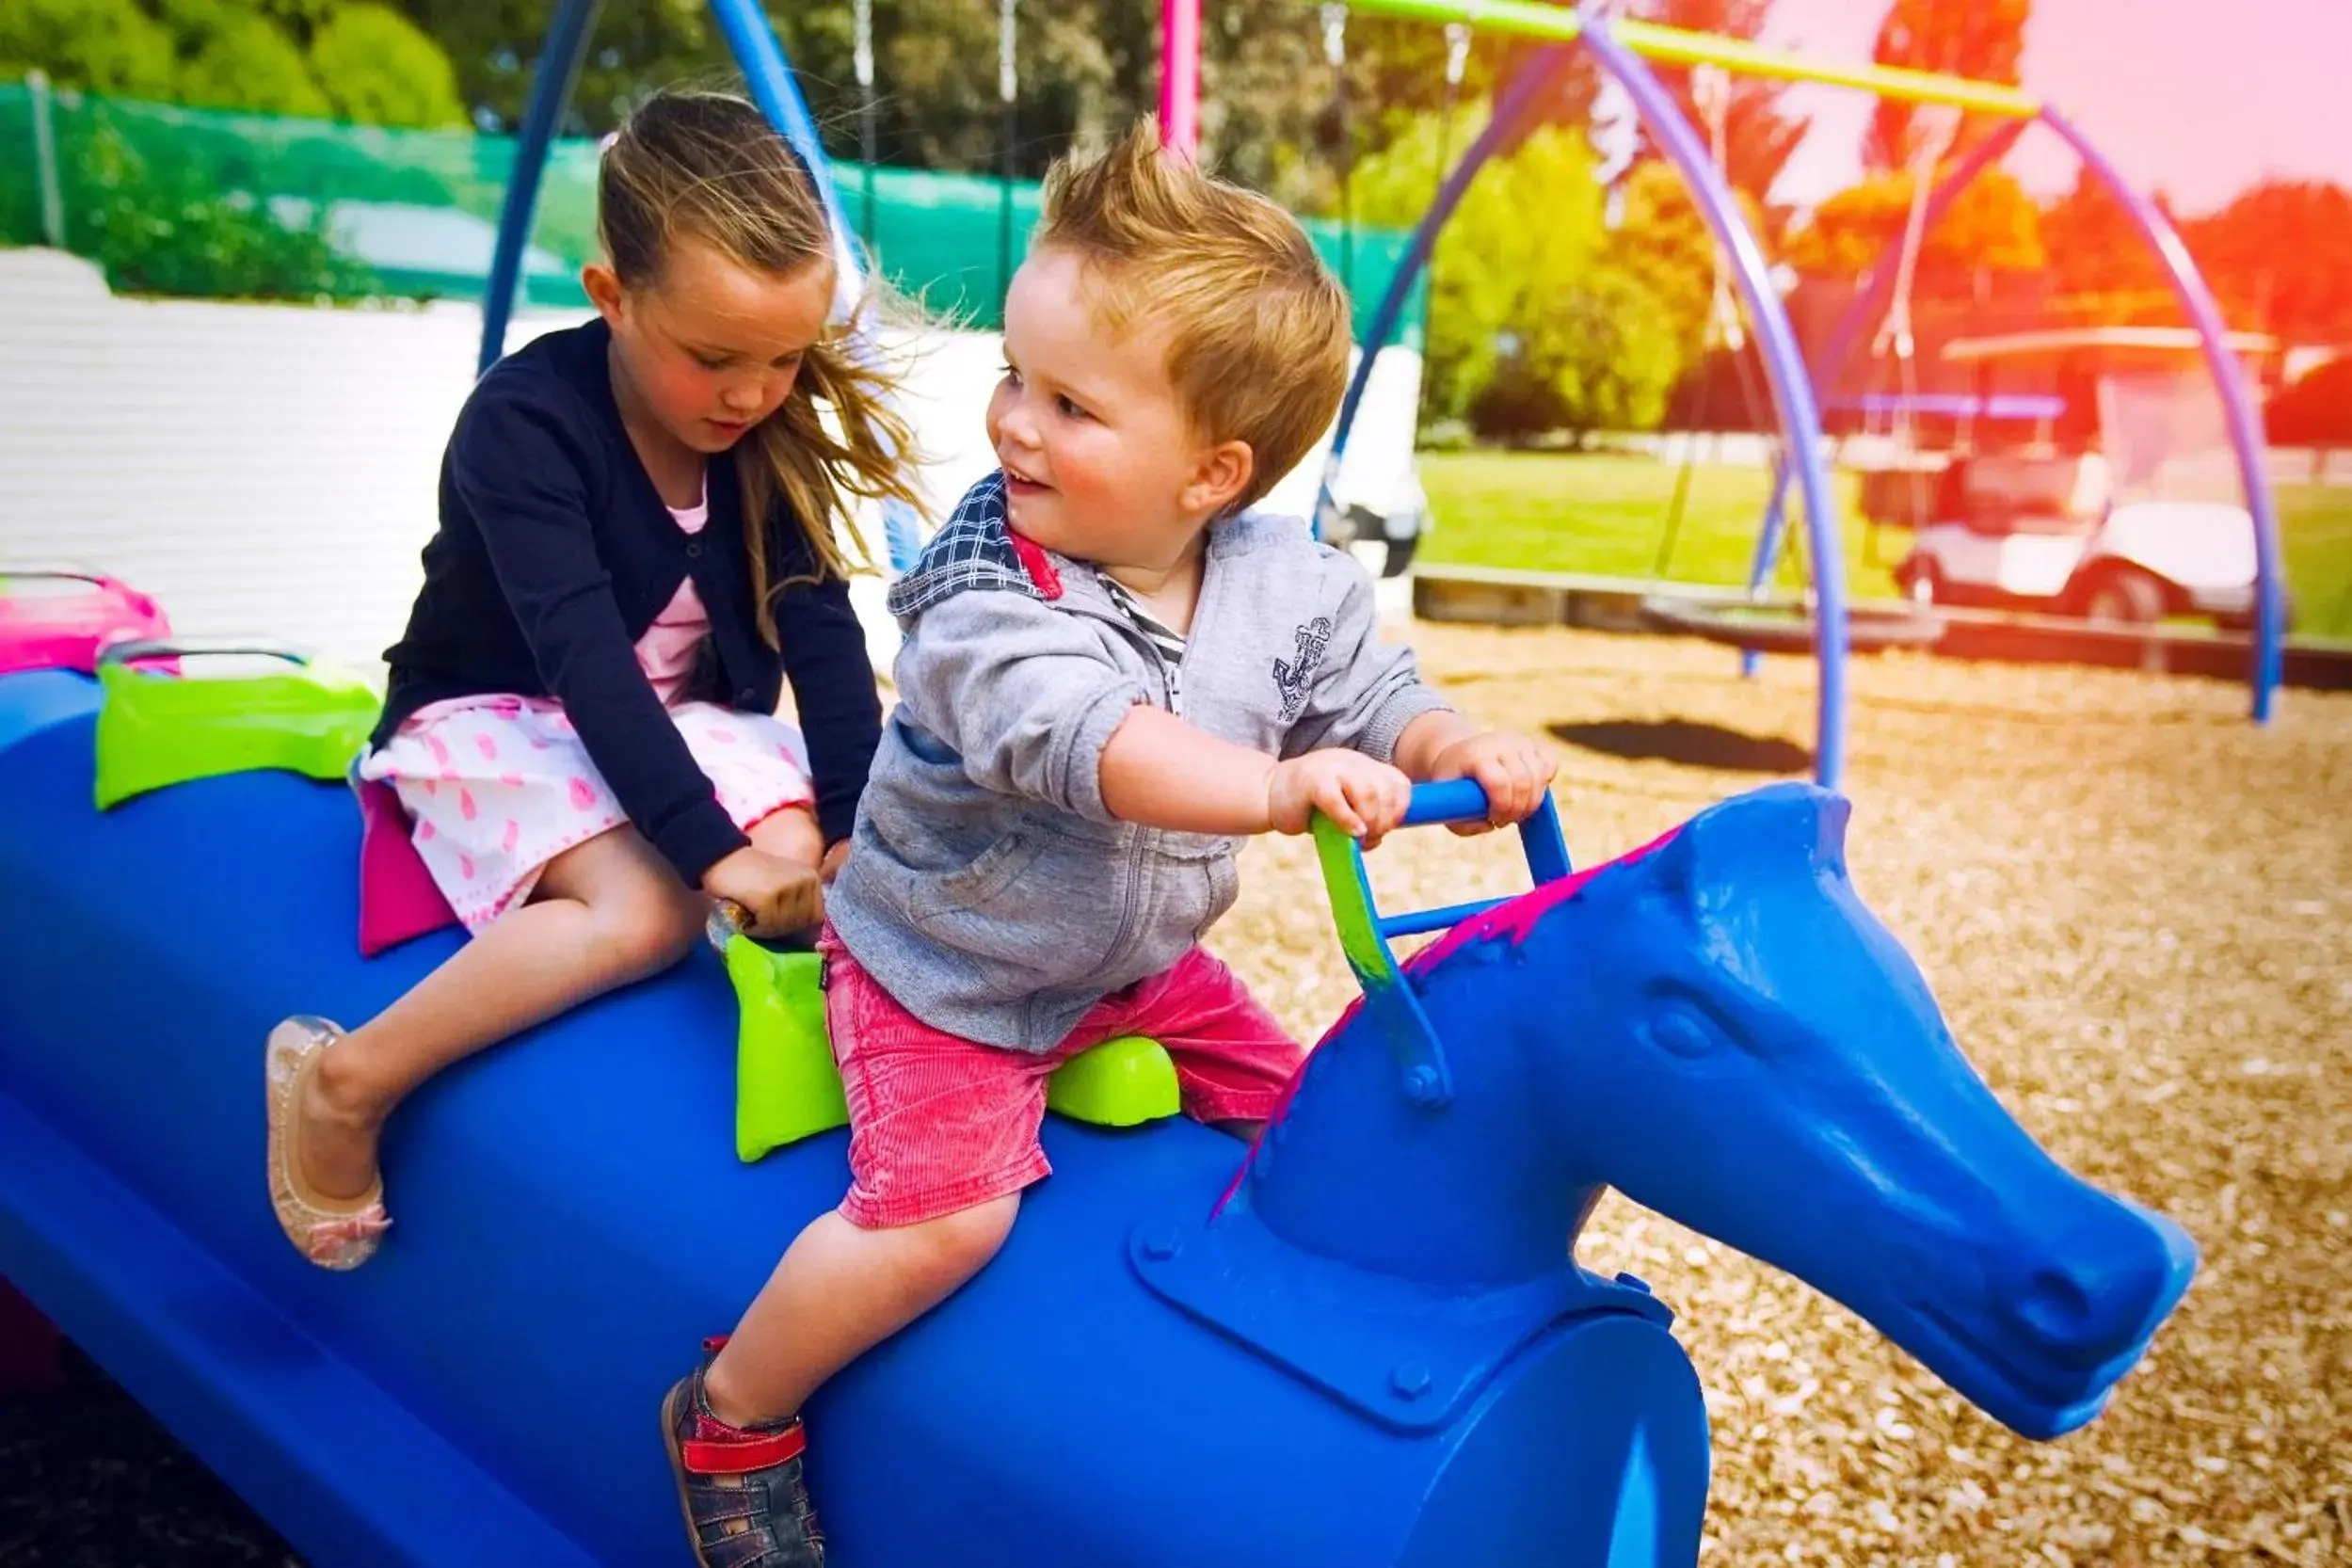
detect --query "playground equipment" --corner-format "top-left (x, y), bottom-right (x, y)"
top-left (0, 563), bottom-right (170, 677)
top-left (91, 638), bottom-right (378, 810)
top-left (712, 904), bottom-right (1188, 1162)
top-left (1749, 92), bottom-right (2287, 713)
top-left (1636, 68), bottom-right (1952, 663)
top-left (0, 570), bottom-right (2198, 1563)
top-left (1160, 0), bottom-right (2294, 784)
top-left (1644, 83), bottom-right (1951, 663)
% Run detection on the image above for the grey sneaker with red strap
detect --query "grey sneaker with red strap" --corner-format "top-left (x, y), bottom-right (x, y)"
top-left (662, 1337), bottom-right (824, 1568)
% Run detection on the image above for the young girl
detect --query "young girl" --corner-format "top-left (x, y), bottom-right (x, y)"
top-left (264, 89), bottom-right (919, 1271)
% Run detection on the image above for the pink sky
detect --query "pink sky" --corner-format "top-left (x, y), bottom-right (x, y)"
top-left (1758, 0), bottom-right (2352, 214)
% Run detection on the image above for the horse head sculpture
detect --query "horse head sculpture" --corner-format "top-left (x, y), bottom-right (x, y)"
top-left (1235, 781), bottom-right (2196, 1442)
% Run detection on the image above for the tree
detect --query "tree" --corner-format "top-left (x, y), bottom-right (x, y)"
top-left (173, 10), bottom-right (333, 117)
top-left (2037, 168), bottom-right (2175, 326)
top-left (1607, 159), bottom-right (1717, 356)
top-left (1351, 107), bottom-right (1693, 440)
top-left (0, 0), bottom-right (179, 98)
top-left (3, 0), bottom-right (463, 126)
top-left (386, 0), bottom-right (1122, 171)
top-left (379, 1), bottom-right (700, 135)
top-left (1862, 0), bottom-right (2028, 169)
top-left (2265, 354), bottom-right (2352, 448)
top-left (2183, 180), bottom-right (2352, 344)
top-left (1786, 165), bottom-right (2045, 282)
top-left (307, 4), bottom-right (465, 128)
top-left (1474, 261), bottom-right (1683, 444)
top-left (1351, 113), bottom-right (1608, 424)
top-left (2040, 172), bottom-right (2352, 343)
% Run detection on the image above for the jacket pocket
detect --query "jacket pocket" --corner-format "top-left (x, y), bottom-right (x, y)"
top-left (904, 831), bottom-right (1128, 994)
top-left (910, 830), bottom-right (1048, 920)
top-left (1194, 851), bottom-right (1241, 941)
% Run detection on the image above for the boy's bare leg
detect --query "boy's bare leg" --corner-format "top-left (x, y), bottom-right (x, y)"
top-left (702, 1197), bottom-right (1020, 1426)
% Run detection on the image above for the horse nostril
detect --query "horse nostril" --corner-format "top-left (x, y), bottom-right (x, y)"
top-left (1999, 1214), bottom-right (2186, 1367)
top-left (2011, 1269), bottom-right (2096, 1344)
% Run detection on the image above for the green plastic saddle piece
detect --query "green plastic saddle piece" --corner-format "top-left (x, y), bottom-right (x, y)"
top-left (1043, 1034), bottom-right (1182, 1127)
top-left (93, 639), bottom-right (381, 810)
top-left (723, 934), bottom-right (1183, 1163)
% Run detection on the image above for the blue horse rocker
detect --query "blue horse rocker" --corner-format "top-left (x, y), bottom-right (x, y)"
top-left (0, 655), bottom-right (2193, 1566)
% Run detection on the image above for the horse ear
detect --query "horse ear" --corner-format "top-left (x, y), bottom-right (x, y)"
top-left (1641, 813), bottom-right (1704, 905)
top-left (1667, 783), bottom-right (1853, 896)
top-left (1814, 789), bottom-right (1853, 876)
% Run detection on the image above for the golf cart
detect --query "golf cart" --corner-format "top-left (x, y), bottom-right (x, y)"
top-left (1861, 328), bottom-right (2279, 628)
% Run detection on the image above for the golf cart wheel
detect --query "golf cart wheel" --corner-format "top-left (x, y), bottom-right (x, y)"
top-left (2076, 565), bottom-right (2168, 626)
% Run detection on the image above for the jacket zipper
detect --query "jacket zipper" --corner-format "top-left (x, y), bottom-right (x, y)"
top-left (1064, 552), bottom-right (1227, 977)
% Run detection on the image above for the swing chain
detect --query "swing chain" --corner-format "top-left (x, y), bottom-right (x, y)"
top-left (1692, 63), bottom-right (1745, 355)
top-left (1871, 104), bottom-right (1961, 364)
top-left (1866, 103), bottom-right (1964, 530)
top-left (1443, 21), bottom-right (1470, 88)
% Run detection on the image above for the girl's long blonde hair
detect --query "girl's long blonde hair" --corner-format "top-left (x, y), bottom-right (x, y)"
top-left (600, 89), bottom-right (921, 645)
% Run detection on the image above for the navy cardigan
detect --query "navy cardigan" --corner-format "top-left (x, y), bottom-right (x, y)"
top-left (374, 319), bottom-right (883, 884)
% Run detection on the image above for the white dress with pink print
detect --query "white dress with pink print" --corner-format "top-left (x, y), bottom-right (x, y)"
top-left (358, 481), bottom-right (815, 931)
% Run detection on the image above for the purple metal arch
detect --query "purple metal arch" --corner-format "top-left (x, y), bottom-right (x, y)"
top-left (476, 0), bottom-right (602, 376)
top-left (2036, 106), bottom-right (2286, 720)
top-left (1580, 15), bottom-right (1850, 785)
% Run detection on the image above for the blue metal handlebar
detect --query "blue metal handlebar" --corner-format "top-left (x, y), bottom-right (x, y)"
top-left (1399, 777), bottom-right (1490, 827)
top-left (1312, 781), bottom-right (1574, 1108)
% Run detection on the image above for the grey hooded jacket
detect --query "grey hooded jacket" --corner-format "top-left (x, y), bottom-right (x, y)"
top-left (824, 472), bottom-right (1452, 1052)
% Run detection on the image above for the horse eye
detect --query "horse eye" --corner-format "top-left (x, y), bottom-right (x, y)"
top-left (1643, 994), bottom-right (1727, 1060)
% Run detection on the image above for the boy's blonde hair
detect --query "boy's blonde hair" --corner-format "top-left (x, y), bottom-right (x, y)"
top-left (600, 89), bottom-right (922, 645)
top-left (1037, 120), bottom-right (1352, 514)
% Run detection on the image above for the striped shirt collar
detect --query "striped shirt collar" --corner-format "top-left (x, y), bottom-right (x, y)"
top-left (1094, 569), bottom-right (1187, 666)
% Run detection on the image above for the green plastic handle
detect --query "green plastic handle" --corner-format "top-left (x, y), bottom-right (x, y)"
top-left (97, 637), bottom-right (312, 669)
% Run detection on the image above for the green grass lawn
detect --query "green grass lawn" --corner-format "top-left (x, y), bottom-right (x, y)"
top-left (1416, 450), bottom-right (2352, 640)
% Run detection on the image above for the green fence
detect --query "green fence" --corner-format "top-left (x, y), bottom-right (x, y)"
top-left (0, 78), bottom-right (1425, 342)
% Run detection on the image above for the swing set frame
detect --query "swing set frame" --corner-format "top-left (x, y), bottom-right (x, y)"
top-left (1158, 0), bottom-right (2289, 787)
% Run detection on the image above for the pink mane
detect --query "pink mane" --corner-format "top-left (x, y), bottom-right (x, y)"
top-left (1214, 823), bottom-right (1684, 1220)
top-left (1401, 822), bottom-right (1684, 980)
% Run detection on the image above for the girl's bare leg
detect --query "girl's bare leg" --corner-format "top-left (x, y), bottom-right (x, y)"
top-left (301, 809), bottom-right (832, 1198)
top-left (298, 826), bottom-right (704, 1199)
